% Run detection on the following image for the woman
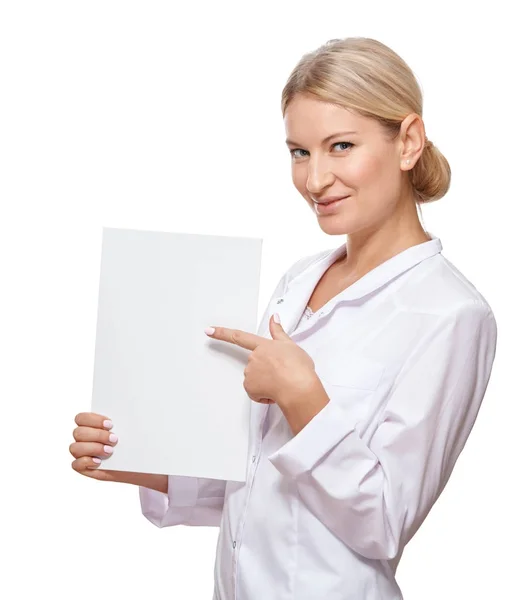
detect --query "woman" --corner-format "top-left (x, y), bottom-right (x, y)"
top-left (70, 37), bottom-right (497, 599)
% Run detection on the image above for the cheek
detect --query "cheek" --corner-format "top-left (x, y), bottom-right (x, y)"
top-left (340, 156), bottom-right (398, 223)
top-left (346, 153), bottom-right (384, 186)
top-left (291, 167), bottom-right (306, 191)
top-left (291, 168), bottom-right (314, 206)
top-left (291, 169), bottom-right (301, 188)
top-left (344, 154), bottom-right (401, 214)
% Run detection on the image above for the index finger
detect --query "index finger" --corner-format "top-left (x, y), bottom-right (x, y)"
top-left (74, 412), bottom-right (113, 430)
top-left (207, 326), bottom-right (264, 351)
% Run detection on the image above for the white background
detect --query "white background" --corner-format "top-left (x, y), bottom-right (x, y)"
top-left (1, 1), bottom-right (521, 598)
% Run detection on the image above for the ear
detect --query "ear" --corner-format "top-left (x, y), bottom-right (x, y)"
top-left (269, 313), bottom-right (291, 341)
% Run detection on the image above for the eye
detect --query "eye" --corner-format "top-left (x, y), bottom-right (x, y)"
top-left (333, 141), bottom-right (354, 152)
top-left (289, 148), bottom-right (309, 159)
top-left (289, 141), bottom-right (354, 160)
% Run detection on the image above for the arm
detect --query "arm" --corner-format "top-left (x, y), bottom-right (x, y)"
top-left (140, 476), bottom-right (227, 528)
top-left (268, 301), bottom-right (498, 560)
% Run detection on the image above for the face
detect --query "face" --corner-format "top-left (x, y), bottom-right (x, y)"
top-left (284, 93), bottom-right (416, 236)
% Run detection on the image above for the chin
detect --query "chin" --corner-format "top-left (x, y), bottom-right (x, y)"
top-left (316, 219), bottom-right (353, 236)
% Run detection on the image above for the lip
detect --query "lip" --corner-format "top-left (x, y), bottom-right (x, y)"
top-left (313, 195), bottom-right (350, 205)
top-left (314, 195), bottom-right (348, 215)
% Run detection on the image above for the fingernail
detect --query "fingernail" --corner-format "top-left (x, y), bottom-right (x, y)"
top-left (109, 433), bottom-right (118, 443)
top-left (93, 457), bottom-right (102, 464)
top-left (103, 445), bottom-right (114, 454)
top-left (204, 327), bottom-right (215, 336)
top-left (103, 420), bottom-right (113, 429)
top-left (273, 313), bottom-right (281, 324)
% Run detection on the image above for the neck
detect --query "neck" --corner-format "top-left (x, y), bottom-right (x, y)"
top-left (337, 201), bottom-right (430, 279)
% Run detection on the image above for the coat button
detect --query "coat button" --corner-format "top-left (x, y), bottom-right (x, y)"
top-left (233, 541), bottom-right (237, 549)
top-left (252, 455), bottom-right (256, 463)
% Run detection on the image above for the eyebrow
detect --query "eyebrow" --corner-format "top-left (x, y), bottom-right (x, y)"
top-left (285, 130), bottom-right (359, 147)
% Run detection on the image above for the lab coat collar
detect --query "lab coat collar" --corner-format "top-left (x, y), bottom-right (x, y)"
top-left (273, 233), bottom-right (442, 337)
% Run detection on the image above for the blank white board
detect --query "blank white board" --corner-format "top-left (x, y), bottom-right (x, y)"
top-left (91, 227), bottom-right (263, 482)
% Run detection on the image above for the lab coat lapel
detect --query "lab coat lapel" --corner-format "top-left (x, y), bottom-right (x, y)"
top-left (267, 275), bottom-right (321, 338)
top-left (249, 253), bottom-right (340, 447)
top-left (257, 247), bottom-right (345, 340)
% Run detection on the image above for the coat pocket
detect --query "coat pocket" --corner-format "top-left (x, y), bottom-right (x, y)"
top-left (315, 354), bottom-right (385, 391)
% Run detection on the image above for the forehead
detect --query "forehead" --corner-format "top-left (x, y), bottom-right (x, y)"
top-left (284, 94), bottom-right (376, 139)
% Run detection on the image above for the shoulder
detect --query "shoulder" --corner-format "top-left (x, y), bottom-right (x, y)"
top-left (394, 253), bottom-right (496, 321)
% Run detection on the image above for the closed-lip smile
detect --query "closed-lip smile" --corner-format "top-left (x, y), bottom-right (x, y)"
top-left (312, 195), bottom-right (349, 205)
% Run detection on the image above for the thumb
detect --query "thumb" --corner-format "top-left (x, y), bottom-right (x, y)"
top-left (269, 313), bottom-right (291, 340)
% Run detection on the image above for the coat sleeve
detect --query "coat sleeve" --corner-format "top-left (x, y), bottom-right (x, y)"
top-left (139, 251), bottom-right (325, 528)
top-left (268, 300), bottom-right (498, 560)
top-left (139, 476), bottom-right (227, 528)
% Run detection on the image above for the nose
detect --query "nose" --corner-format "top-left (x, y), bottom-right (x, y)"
top-left (305, 156), bottom-right (335, 196)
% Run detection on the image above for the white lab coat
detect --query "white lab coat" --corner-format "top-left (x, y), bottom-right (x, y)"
top-left (140, 233), bottom-right (497, 599)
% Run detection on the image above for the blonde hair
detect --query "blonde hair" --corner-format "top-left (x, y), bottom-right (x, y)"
top-left (281, 37), bottom-right (451, 204)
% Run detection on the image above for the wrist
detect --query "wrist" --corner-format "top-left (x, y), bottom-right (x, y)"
top-left (278, 371), bottom-right (330, 435)
top-left (279, 369), bottom-right (321, 409)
